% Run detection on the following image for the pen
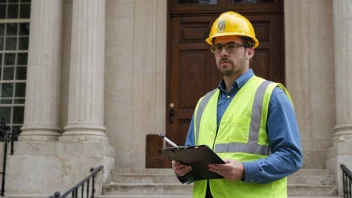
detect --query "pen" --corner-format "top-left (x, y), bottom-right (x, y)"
top-left (159, 134), bottom-right (178, 147)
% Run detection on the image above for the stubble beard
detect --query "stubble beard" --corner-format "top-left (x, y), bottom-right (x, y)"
top-left (218, 61), bottom-right (237, 76)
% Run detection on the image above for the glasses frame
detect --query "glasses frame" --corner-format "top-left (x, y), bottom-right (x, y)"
top-left (210, 42), bottom-right (250, 54)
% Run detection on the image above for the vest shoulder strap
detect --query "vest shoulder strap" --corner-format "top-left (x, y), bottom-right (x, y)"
top-left (195, 88), bottom-right (218, 145)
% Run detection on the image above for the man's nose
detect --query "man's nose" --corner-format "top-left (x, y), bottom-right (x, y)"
top-left (220, 46), bottom-right (228, 56)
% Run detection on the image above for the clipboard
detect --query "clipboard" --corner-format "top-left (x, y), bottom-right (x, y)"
top-left (163, 145), bottom-right (225, 180)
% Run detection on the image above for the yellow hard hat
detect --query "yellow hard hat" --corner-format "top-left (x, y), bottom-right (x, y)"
top-left (206, 11), bottom-right (259, 48)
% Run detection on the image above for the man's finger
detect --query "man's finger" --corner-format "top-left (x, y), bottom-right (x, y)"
top-left (176, 166), bottom-right (192, 176)
top-left (209, 164), bottom-right (230, 170)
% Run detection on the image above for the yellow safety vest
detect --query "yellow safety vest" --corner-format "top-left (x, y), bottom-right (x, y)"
top-left (192, 76), bottom-right (293, 198)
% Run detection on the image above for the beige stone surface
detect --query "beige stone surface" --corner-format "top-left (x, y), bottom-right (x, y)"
top-left (104, 0), bottom-right (167, 170)
top-left (19, 0), bottom-right (63, 141)
top-left (61, 0), bottom-right (107, 142)
top-left (5, 142), bottom-right (114, 197)
top-left (284, 0), bottom-right (335, 168)
top-left (332, 0), bottom-right (352, 142)
top-left (60, 0), bottom-right (73, 129)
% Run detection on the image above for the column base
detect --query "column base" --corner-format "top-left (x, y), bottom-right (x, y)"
top-left (5, 141), bottom-right (115, 197)
top-left (60, 124), bottom-right (108, 142)
top-left (19, 127), bottom-right (61, 142)
top-left (333, 123), bottom-right (352, 143)
top-left (326, 141), bottom-right (352, 196)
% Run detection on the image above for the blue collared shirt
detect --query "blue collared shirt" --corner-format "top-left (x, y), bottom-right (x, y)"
top-left (184, 69), bottom-right (303, 184)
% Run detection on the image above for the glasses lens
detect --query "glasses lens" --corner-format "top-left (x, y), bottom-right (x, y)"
top-left (212, 44), bottom-right (222, 54)
top-left (225, 43), bottom-right (237, 52)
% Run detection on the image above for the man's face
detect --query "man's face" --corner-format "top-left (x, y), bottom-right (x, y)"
top-left (213, 35), bottom-right (254, 76)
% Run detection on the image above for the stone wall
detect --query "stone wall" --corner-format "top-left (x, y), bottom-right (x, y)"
top-left (284, 0), bottom-right (335, 168)
top-left (104, 0), bottom-right (167, 170)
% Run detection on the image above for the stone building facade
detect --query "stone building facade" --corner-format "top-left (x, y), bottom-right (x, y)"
top-left (0, 0), bottom-right (351, 197)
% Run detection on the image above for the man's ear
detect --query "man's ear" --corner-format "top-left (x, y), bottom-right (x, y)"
top-left (246, 47), bottom-right (255, 59)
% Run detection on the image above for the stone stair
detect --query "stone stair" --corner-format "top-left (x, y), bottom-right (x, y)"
top-left (97, 169), bottom-right (340, 198)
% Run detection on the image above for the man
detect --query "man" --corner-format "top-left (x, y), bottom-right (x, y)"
top-left (171, 11), bottom-right (303, 198)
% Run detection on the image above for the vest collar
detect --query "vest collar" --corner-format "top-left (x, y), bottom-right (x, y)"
top-left (218, 69), bottom-right (254, 93)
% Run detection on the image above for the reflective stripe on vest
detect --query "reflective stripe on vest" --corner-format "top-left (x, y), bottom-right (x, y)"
top-left (195, 80), bottom-right (272, 155)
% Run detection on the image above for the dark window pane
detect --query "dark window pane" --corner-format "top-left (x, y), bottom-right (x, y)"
top-left (0, 5), bottom-right (5, 19)
top-left (19, 23), bottom-right (29, 36)
top-left (21, 0), bottom-right (31, 2)
top-left (1, 83), bottom-right (14, 97)
top-left (17, 53), bottom-right (27, 65)
top-left (0, 107), bottom-right (11, 124)
top-left (15, 83), bottom-right (25, 97)
top-left (6, 23), bottom-right (18, 36)
top-left (0, 24), bottom-right (4, 36)
top-left (7, 4), bottom-right (19, 19)
top-left (14, 99), bottom-right (24, 104)
top-left (0, 37), bottom-right (3, 50)
top-left (16, 66), bottom-right (26, 80)
top-left (0, 53), bottom-right (2, 65)
top-left (0, 99), bottom-right (12, 104)
top-left (3, 67), bottom-right (15, 80)
top-left (18, 37), bottom-right (28, 50)
top-left (9, 0), bottom-right (20, 2)
top-left (20, 3), bottom-right (30, 18)
top-left (177, 0), bottom-right (217, 4)
top-left (4, 53), bottom-right (16, 65)
top-left (0, 0), bottom-right (6, 3)
top-left (13, 106), bottom-right (24, 124)
top-left (5, 37), bottom-right (17, 50)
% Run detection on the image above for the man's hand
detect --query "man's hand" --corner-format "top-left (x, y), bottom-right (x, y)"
top-left (208, 159), bottom-right (244, 181)
top-left (172, 160), bottom-right (193, 177)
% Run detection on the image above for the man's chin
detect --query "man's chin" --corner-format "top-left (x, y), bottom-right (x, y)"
top-left (220, 70), bottom-right (236, 76)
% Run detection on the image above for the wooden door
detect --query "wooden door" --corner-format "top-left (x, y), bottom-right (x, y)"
top-left (146, 0), bottom-right (284, 168)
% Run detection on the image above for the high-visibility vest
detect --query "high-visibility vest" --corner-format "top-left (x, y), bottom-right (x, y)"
top-left (192, 76), bottom-right (293, 198)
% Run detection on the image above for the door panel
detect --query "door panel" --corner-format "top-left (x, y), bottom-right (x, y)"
top-left (167, 16), bottom-right (221, 151)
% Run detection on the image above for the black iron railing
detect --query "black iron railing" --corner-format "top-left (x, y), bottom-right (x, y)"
top-left (341, 163), bottom-right (352, 198)
top-left (0, 117), bottom-right (16, 197)
top-left (49, 165), bottom-right (103, 198)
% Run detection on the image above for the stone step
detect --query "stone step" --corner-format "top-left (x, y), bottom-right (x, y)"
top-left (101, 183), bottom-right (338, 197)
top-left (112, 174), bottom-right (335, 185)
top-left (97, 196), bottom-right (341, 198)
top-left (111, 169), bottom-right (336, 186)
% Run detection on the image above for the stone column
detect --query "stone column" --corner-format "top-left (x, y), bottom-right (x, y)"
top-left (327, 0), bottom-right (352, 195)
top-left (332, 0), bottom-right (352, 143)
top-left (60, 0), bottom-right (107, 142)
top-left (19, 0), bottom-right (63, 141)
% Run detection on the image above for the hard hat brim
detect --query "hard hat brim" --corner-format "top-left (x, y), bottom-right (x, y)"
top-left (206, 33), bottom-right (259, 48)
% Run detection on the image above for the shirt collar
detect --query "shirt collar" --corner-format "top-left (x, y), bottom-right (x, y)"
top-left (218, 69), bottom-right (254, 93)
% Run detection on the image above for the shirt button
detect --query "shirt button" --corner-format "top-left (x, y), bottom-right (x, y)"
top-left (227, 95), bottom-right (230, 99)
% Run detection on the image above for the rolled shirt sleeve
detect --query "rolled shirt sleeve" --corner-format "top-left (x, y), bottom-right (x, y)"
top-left (242, 87), bottom-right (303, 184)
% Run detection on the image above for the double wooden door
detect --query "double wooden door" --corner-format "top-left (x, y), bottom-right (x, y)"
top-left (147, 0), bottom-right (284, 168)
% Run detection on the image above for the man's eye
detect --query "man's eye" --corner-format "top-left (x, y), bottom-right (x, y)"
top-left (226, 44), bottom-right (236, 49)
top-left (215, 45), bottom-right (223, 50)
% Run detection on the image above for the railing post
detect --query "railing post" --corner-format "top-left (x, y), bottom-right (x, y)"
top-left (91, 167), bottom-right (95, 198)
top-left (0, 117), bottom-right (10, 197)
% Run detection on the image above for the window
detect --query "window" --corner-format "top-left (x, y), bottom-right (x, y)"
top-left (0, 0), bottom-right (30, 138)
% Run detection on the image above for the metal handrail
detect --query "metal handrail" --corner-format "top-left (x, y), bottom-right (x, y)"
top-left (341, 163), bottom-right (352, 198)
top-left (49, 165), bottom-right (103, 198)
top-left (0, 117), bottom-right (16, 197)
